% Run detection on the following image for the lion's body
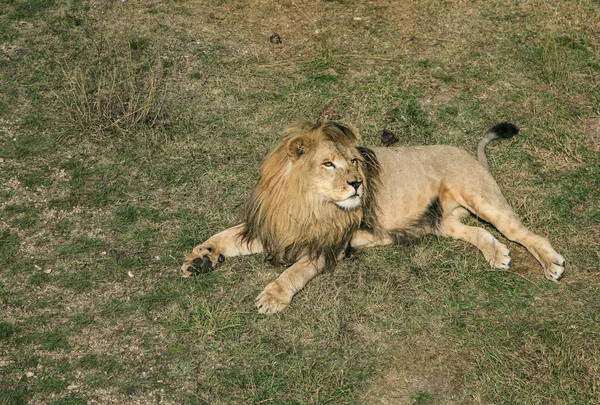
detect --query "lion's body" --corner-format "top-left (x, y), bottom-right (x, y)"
top-left (182, 122), bottom-right (565, 314)
top-left (371, 145), bottom-right (504, 231)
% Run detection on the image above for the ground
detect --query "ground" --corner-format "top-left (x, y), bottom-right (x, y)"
top-left (0, 0), bottom-right (599, 404)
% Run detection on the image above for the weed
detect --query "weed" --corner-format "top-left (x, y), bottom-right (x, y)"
top-left (37, 377), bottom-right (69, 394)
top-left (0, 323), bottom-right (18, 340)
top-left (59, 35), bottom-right (166, 137)
top-left (0, 230), bottom-right (20, 266)
top-left (540, 36), bottom-right (574, 85)
top-left (7, 0), bottom-right (53, 20)
top-left (61, 61), bottom-right (161, 134)
top-left (413, 391), bottom-right (435, 404)
top-left (0, 391), bottom-right (28, 405)
top-left (50, 397), bottom-right (88, 405)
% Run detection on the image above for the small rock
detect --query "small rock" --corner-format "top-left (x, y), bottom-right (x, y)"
top-left (381, 129), bottom-right (399, 146)
top-left (321, 105), bottom-right (340, 120)
top-left (269, 33), bottom-right (282, 44)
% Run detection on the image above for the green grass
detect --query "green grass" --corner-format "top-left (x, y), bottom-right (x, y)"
top-left (0, 0), bottom-right (599, 403)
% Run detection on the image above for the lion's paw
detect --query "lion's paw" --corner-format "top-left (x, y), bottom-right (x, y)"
top-left (181, 247), bottom-right (224, 277)
top-left (543, 253), bottom-right (565, 282)
top-left (487, 241), bottom-right (511, 269)
top-left (255, 280), bottom-right (292, 315)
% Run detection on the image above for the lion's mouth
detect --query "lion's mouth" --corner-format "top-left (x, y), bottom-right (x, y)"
top-left (335, 194), bottom-right (362, 210)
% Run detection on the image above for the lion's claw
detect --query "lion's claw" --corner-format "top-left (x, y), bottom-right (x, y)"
top-left (544, 254), bottom-right (565, 282)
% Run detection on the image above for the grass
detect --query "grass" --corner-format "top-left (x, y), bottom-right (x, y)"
top-left (1, 0), bottom-right (599, 403)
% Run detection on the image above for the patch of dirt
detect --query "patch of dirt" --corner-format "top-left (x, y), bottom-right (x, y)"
top-left (582, 117), bottom-right (600, 152)
top-left (379, 0), bottom-right (416, 31)
top-left (421, 85), bottom-right (458, 107)
top-left (525, 141), bottom-right (586, 175)
top-left (362, 311), bottom-right (468, 404)
top-left (365, 345), bottom-right (467, 404)
top-left (508, 243), bottom-right (542, 278)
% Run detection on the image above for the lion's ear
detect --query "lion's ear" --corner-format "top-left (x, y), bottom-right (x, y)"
top-left (286, 135), bottom-right (313, 160)
top-left (331, 122), bottom-right (361, 146)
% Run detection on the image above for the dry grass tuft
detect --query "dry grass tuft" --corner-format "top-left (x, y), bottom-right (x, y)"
top-left (540, 36), bottom-right (574, 86)
top-left (61, 48), bottom-right (164, 134)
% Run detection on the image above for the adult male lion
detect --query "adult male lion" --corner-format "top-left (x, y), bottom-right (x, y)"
top-left (182, 121), bottom-right (565, 314)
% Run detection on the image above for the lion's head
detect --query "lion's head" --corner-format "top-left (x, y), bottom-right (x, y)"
top-left (241, 121), bottom-right (381, 268)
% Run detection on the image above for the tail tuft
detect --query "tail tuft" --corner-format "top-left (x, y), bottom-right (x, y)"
top-left (489, 122), bottom-right (519, 140)
top-left (477, 122), bottom-right (519, 170)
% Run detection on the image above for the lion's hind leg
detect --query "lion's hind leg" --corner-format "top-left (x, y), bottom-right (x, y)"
top-left (452, 191), bottom-right (565, 281)
top-left (441, 207), bottom-right (511, 269)
top-left (181, 224), bottom-right (263, 277)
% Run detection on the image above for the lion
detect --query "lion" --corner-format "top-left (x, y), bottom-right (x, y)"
top-left (181, 121), bottom-right (565, 314)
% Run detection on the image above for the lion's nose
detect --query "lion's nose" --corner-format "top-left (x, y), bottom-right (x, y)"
top-left (347, 180), bottom-right (362, 191)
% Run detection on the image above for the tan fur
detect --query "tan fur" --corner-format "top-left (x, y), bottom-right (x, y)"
top-left (181, 121), bottom-right (565, 314)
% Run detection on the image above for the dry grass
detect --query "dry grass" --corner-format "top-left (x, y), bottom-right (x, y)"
top-left (0, 0), bottom-right (599, 404)
top-left (61, 56), bottom-right (162, 133)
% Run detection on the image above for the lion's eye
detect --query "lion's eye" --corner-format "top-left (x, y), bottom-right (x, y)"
top-left (351, 158), bottom-right (358, 166)
top-left (323, 161), bottom-right (334, 168)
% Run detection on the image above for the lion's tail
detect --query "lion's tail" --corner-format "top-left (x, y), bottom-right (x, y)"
top-left (477, 122), bottom-right (519, 170)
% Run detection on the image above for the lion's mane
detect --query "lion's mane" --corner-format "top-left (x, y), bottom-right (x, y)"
top-left (240, 122), bottom-right (381, 268)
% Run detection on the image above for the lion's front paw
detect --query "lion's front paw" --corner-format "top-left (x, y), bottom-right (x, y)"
top-left (255, 280), bottom-right (293, 315)
top-left (543, 254), bottom-right (565, 282)
top-left (181, 247), bottom-right (225, 277)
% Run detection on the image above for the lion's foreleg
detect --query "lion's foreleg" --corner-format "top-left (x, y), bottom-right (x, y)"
top-left (181, 224), bottom-right (263, 277)
top-left (350, 229), bottom-right (393, 248)
top-left (255, 256), bottom-right (325, 315)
